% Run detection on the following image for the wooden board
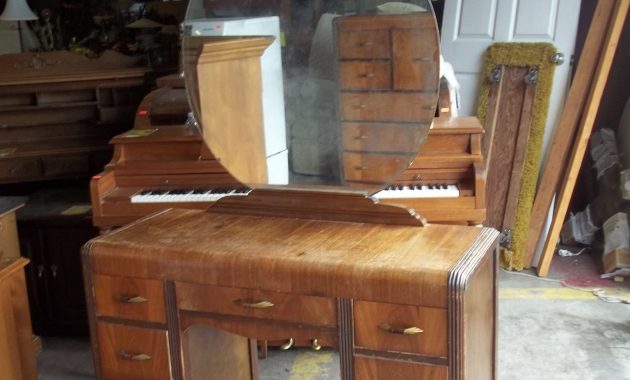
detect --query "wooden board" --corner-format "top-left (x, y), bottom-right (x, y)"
top-left (536, 0), bottom-right (630, 277)
top-left (524, 0), bottom-right (618, 267)
top-left (484, 66), bottom-right (529, 230)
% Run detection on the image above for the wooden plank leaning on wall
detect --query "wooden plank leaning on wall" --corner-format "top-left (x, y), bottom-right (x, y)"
top-left (528, 0), bottom-right (630, 277)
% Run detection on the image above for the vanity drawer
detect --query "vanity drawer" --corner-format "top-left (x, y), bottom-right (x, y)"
top-left (338, 61), bottom-right (391, 90)
top-left (354, 356), bottom-right (447, 380)
top-left (341, 92), bottom-right (435, 122)
top-left (96, 322), bottom-right (170, 380)
top-left (0, 158), bottom-right (41, 180)
top-left (354, 300), bottom-right (448, 357)
top-left (341, 122), bottom-right (426, 153)
top-left (42, 154), bottom-right (89, 176)
top-left (176, 283), bottom-right (336, 327)
top-left (337, 29), bottom-right (390, 59)
top-left (93, 274), bottom-right (166, 324)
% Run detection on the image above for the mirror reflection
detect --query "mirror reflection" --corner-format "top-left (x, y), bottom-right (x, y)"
top-left (183, 0), bottom-right (439, 192)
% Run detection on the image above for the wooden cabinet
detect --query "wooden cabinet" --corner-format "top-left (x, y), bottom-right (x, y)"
top-left (0, 51), bottom-right (149, 184)
top-left (0, 198), bottom-right (37, 380)
top-left (335, 13), bottom-right (440, 184)
top-left (17, 189), bottom-right (99, 336)
top-left (83, 206), bottom-right (499, 379)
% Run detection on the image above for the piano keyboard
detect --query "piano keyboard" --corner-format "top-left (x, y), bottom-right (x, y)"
top-left (131, 188), bottom-right (250, 204)
top-left (373, 184), bottom-right (459, 199)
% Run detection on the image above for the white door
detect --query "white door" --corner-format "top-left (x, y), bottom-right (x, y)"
top-left (440, 0), bottom-right (582, 157)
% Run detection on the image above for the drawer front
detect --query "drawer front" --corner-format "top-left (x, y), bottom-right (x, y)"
top-left (0, 212), bottom-right (20, 259)
top-left (42, 154), bottom-right (89, 176)
top-left (341, 122), bottom-right (426, 153)
top-left (93, 274), bottom-right (166, 324)
top-left (341, 93), bottom-right (435, 122)
top-left (0, 158), bottom-right (41, 180)
top-left (354, 356), bottom-right (447, 380)
top-left (96, 322), bottom-right (170, 380)
top-left (339, 61), bottom-right (391, 90)
top-left (176, 282), bottom-right (336, 327)
top-left (343, 152), bottom-right (414, 182)
top-left (338, 30), bottom-right (390, 59)
top-left (354, 300), bottom-right (448, 357)
top-left (392, 29), bottom-right (439, 91)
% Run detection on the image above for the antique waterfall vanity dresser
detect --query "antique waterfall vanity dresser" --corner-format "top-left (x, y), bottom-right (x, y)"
top-left (82, 1), bottom-right (498, 379)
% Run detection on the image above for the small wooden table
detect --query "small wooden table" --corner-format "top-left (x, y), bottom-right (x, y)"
top-left (83, 204), bottom-right (498, 380)
top-left (0, 197), bottom-right (37, 380)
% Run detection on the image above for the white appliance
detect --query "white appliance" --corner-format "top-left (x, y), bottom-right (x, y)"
top-left (186, 16), bottom-right (288, 185)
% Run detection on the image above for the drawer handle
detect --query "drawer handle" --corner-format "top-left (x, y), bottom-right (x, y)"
top-left (379, 323), bottom-right (424, 335)
top-left (354, 135), bottom-right (368, 140)
top-left (353, 104), bottom-right (368, 109)
top-left (359, 72), bottom-right (375, 78)
top-left (116, 295), bottom-right (148, 304)
top-left (119, 351), bottom-right (152, 361)
top-left (311, 339), bottom-right (322, 351)
top-left (359, 41), bottom-right (373, 47)
top-left (354, 165), bottom-right (368, 171)
top-left (280, 338), bottom-right (294, 350)
top-left (235, 299), bottom-right (274, 309)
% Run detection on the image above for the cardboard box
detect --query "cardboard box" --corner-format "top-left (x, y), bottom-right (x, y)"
top-left (603, 212), bottom-right (630, 273)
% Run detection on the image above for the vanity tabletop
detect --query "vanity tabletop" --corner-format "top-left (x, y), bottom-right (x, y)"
top-left (85, 208), bottom-right (498, 308)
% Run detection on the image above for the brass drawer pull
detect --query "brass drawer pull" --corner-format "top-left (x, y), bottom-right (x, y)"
top-left (359, 41), bottom-right (373, 47)
top-left (311, 339), bottom-right (322, 351)
top-left (359, 72), bottom-right (376, 78)
top-left (354, 165), bottom-right (368, 171)
top-left (353, 104), bottom-right (368, 109)
top-left (235, 299), bottom-right (274, 309)
top-left (379, 323), bottom-right (424, 335)
top-left (115, 295), bottom-right (148, 304)
top-left (354, 135), bottom-right (368, 140)
top-left (280, 338), bottom-right (294, 350)
top-left (119, 351), bottom-right (151, 361)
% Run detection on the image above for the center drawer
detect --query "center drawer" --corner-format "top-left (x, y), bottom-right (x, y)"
top-left (176, 283), bottom-right (337, 328)
top-left (354, 300), bottom-right (448, 358)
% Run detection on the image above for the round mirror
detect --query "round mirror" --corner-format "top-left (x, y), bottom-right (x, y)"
top-left (182, 0), bottom-right (439, 194)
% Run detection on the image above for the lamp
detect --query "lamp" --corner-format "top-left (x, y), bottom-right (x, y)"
top-left (0, 0), bottom-right (38, 52)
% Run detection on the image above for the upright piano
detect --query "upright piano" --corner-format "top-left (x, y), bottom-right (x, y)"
top-left (90, 86), bottom-right (485, 230)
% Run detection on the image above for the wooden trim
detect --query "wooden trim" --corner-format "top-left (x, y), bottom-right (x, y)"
top-left (536, 0), bottom-right (630, 276)
top-left (81, 242), bottom-right (103, 380)
top-left (209, 189), bottom-right (427, 226)
top-left (165, 281), bottom-right (183, 380)
top-left (338, 298), bottom-right (354, 380)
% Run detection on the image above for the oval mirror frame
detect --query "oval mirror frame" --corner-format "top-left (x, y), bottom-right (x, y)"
top-left (182, 0), bottom-right (440, 194)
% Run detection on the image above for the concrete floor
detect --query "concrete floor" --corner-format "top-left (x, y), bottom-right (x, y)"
top-left (37, 254), bottom-right (630, 380)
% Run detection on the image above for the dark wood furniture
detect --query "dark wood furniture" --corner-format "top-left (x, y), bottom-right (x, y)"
top-left (83, 195), bottom-right (498, 380)
top-left (0, 197), bottom-right (38, 380)
top-left (17, 189), bottom-right (99, 336)
top-left (0, 50), bottom-right (149, 184)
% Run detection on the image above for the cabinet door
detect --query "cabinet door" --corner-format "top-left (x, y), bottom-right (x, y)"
top-left (44, 225), bottom-right (98, 335)
top-left (17, 226), bottom-right (49, 330)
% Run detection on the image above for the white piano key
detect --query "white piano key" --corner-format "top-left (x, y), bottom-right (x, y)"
top-left (373, 184), bottom-right (459, 199)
